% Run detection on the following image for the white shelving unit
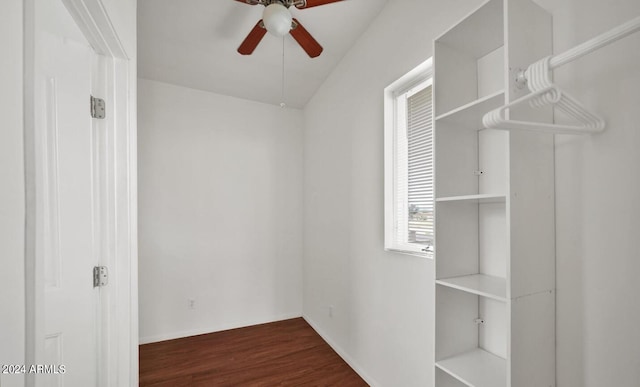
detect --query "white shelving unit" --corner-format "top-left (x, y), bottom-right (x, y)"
top-left (433, 0), bottom-right (556, 386)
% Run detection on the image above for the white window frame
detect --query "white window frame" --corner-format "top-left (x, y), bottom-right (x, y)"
top-left (384, 58), bottom-right (434, 258)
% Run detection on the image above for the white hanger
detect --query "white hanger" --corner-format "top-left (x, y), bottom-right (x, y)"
top-left (483, 56), bottom-right (605, 135)
top-left (483, 15), bottom-right (640, 135)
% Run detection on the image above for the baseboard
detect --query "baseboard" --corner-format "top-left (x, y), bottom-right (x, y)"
top-left (139, 312), bottom-right (302, 345)
top-left (303, 315), bottom-right (379, 387)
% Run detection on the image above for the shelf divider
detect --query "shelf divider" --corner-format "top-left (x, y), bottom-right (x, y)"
top-left (436, 348), bottom-right (506, 387)
top-left (435, 90), bottom-right (505, 129)
top-left (436, 274), bottom-right (507, 302)
top-left (435, 193), bottom-right (506, 203)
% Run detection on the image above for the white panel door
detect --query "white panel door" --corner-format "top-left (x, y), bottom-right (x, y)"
top-left (37, 28), bottom-right (99, 387)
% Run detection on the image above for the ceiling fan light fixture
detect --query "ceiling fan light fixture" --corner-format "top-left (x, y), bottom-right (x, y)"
top-left (263, 3), bottom-right (292, 37)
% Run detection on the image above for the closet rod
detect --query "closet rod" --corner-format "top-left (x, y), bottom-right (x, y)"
top-left (517, 15), bottom-right (640, 84)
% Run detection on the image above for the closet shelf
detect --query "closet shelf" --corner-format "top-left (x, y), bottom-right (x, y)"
top-left (435, 193), bottom-right (506, 203)
top-left (436, 348), bottom-right (506, 387)
top-left (435, 91), bottom-right (504, 129)
top-left (436, 274), bottom-right (507, 302)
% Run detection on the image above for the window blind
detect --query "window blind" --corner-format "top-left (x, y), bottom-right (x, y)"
top-left (406, 85), bottom-right (433, 245)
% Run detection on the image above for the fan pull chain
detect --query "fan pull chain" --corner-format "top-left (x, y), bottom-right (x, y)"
top-left (280, 36), bottom-right (286, 108)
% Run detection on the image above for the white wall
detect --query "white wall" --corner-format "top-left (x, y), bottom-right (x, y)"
top-left (303, 0), bottom-right (640, 386)
top-left (0, 1), bottom-right (25, 387)
top-left (534, 0), bottom-right (640, 386)
top-left (137, 79), bottom-right (304, 343)
top-left (302, 0), bottom-right (486, 385)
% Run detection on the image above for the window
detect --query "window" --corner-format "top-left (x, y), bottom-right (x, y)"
top-left (384, 59), bottom-right (434, 257)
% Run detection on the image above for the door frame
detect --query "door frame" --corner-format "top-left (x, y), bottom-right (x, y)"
top-left (24, 0), bottom-right (138, 385)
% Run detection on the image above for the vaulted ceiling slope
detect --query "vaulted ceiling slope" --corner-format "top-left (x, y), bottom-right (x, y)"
top-left (138, 0), bottom-right (388, 109)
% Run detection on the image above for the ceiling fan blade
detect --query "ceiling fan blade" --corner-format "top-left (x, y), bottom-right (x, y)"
top-left (237, 20), bottom-right (267, 55)
top-left (233, 0), bottom-right (258, 5)
top-left (295, 0), bottom-right (344, 9)
top-left (290, 18), bottom-right (323, 58)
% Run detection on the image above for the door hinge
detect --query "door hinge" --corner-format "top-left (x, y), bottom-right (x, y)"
top-left (93, 266), bottom-right (108, 287)
top-left (90, 95), bottom-right (106, 119)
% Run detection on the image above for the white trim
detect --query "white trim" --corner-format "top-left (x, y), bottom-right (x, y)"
top-left (303, 315), bottom-right (380, 387)
top-left (386, 59), bottom-right (434, 97)
top-left (62, 0), bottom-right (127, 59)
top-left (139, 313), bottom-right (303, 345)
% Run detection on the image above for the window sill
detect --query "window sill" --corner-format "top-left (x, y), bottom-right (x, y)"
top-left (385, 247), bottom-right (434, 260)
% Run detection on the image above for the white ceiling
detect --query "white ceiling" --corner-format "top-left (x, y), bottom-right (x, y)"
top-left (138, 0), bottom-right (388, 109)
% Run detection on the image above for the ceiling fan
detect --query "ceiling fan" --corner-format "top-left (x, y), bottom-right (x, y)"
top-left (233, 0), bottom-right (344, 58)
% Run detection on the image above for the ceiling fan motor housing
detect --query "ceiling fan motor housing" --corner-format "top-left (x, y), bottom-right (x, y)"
top-left (243, 0), bottom-right (308, 8)
top-left (263, 3), bottom-right (293, 37)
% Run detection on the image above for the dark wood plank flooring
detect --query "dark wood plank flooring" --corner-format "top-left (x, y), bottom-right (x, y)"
top-left (139, 318), bottom-right (368, 386)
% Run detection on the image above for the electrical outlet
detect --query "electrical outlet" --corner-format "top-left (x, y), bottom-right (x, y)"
top-left (328, 305), bottom-right (334, 318)
top-left (188, 299), bottom-right (195, 310)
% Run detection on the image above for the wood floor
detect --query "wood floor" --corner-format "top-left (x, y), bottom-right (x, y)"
top-left (139, 318), bottom-right (368, 386)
